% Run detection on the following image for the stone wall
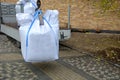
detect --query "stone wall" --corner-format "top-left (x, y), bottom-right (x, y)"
top-left (1, 0), bottom-right (120, 30)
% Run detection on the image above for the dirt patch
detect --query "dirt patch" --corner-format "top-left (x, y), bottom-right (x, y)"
top-left (60, 32), bottom-right (120, 65)
top-left (95, 47), bottom-right (120, 65)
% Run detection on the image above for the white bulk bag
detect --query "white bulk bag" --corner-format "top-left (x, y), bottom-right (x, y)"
top-left (19, 10), bottom-right (59, 62)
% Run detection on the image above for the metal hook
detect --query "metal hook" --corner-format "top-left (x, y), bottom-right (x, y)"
top-left (36, 0), bottom-right (41, 10)
top-left (36, 0), bottom-right (44, 25)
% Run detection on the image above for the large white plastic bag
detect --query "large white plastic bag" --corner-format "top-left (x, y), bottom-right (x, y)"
top-left (19, 10), bottom-right (59, 62)
top-left (15, 0), bottom-right (37, 14)
top-left (24, 2), bottom-right (36, 15)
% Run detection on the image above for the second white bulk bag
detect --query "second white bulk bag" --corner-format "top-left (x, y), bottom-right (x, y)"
top-left (24, 2), bottom-right (36, 15)
top-left (16, 13), bottom-right (33, 26)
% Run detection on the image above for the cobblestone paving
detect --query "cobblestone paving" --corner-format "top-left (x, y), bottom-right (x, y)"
top-left (59, 55), bottom-right (120, 80)
top-left (0, 34), bottom-right (20, 53)
top-left (0, 62), bottom-right (39, 80)
top-left (1, 34), bottom-right (120, 80)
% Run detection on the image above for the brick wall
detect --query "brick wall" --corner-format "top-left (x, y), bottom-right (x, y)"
top-left (1, 0), bottom-right (17, 3)
top-left (1, 0), bottom-right (120, 30)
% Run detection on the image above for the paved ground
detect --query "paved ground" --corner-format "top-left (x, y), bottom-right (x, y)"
top-left (0, 34), bottom-right (120, 80)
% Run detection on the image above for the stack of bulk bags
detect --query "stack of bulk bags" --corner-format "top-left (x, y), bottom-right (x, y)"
top-left (15, 0), bottom-right (59, 62)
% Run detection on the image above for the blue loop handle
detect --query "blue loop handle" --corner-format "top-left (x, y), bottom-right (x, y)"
top-left (26, 10), bottom-right (58, 48)
top-left (26, 10), bottom-right (42, 47)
